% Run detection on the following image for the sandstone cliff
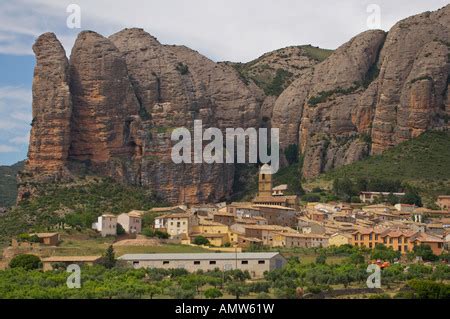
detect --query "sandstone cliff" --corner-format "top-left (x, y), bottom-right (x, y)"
top-left (19, 5), bottom-right (450, 203)
top-left (272, 5), bottom-right (450, 178)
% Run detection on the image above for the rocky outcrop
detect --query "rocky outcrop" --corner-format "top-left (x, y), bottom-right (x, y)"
top-left (272, 5), bottom-right (450, 178)
top-left (20, 5), bottom-right (450, 204)
top-left (272, 30), bottom-right (386, 176)
top-left (26, 33), bottom-right (72, 177)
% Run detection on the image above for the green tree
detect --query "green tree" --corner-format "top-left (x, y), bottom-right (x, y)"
top-left (226, 282), bottom-right (249, 299)
top-left (193, 236), bottom-right (210, 246)
top-left (371, 244), bottom-right (401, 262)
top-left (413, 244), bottom-right (438, 262)
top-left (101, 245), bottom-right (116, 269)
top-left (204, 287), bottom-right (223, 299)
top-left (284, 144), bottom-right (299, 165)
top-left (9, 254), bottom-right (41, 270)
top-left (315, 254), bottom-right (327, 265)
top-left (116, 223), bottom-right (126, 235)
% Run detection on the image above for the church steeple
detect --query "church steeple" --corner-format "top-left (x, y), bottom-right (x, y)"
top-left (258, 164), bottom-right (273, 197)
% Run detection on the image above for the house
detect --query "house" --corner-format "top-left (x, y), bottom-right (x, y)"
top-left (117, 211), bottom-right (142, 234)
top-left (92, 214), bottom-right (117, 237)
top-left (329, 233), bottom-right (352, 247)
top-left (351, 227), bottom-right (445, 255)
top-left (155, 213), bottom-right (199, 238)
top-left (30, 233), bottom-right (60, 246)
top-left (360, 191), bottom-right (405, 204)
top-left (213, 212), bottom-right (235, 226)
top-left (42, 256), bottom-right (102, 271)
top-left (272, 184), bottom-right (288, 196)
top-left (394, 203), bottom-right (416, 213)
top-left (437, 195), bottom-right (450, 210)
top-left (272, 232), bottom-right (329, 248)
top-left (363, 204), bottom-right (393, 214)
top-left (227, 203), bottom-right (261, 218)
top-left (297, 217), bottom-right (326, 234)
top-left (149, 206), bottom-right (187, 214)
top-left (253, 204), bottom-right (298, 227)
top-left (118, 252), bottom-right (287, 278)
top-left (243, 224), bottom-right (291, 246)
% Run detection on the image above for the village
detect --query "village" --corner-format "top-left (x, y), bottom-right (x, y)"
top-left (2, 164), bottom-right (449, 282)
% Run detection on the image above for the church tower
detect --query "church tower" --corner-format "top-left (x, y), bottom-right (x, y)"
top-left (258, 164), bottom-right (273, 197)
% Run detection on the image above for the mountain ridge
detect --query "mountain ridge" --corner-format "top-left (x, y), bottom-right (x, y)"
top-left (17, 4), bottom-right (450, 204)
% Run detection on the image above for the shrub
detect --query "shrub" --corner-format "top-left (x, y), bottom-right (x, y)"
top-left (116, 223), bottom-right (126, 235)
top-left (9, 254), bottom-right (41, 270)
top-left (193, 236), bottom-right (210, 246)
top-left (204, 288), bottom-right (223, 299)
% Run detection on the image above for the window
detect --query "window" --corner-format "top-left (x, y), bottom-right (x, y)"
top-left (133, 261), bottom-right (139, 266)
top-left (241, 260), bottom-right (248, 265)
top-left (404, 245), bottom-right (408, 252)
top-left (390, 238), bottom-right (393, 244)
top-left (398, 246), bottom-right (402, 252)
top-left (354, 235), bottom-right (358, 241)
top-left (177, 222), bottom-right (180, 227)
top-left (375, 234), bottom-right (379, 241)
top-left (369, 234), bottom-right (373, 240)
top-left (369, 243), bottom-right (373, 248)
top-left (258, 260), bottom-right (265, 264)
top-left (398, 237), bottom-right (402, 244)
top-left (163, 261), bottom-right (169, 265)
top-left (194, 261), bottom-right (200, 265)
top-left (209, 261), bottom-right (216, 265)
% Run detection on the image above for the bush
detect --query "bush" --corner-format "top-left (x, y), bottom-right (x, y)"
top-left (204, 288), bottom-right (223, 299)
top-left (193, 236), bottom-right (210, 246)
top-left (9, 254), bottom-right (41, 270)
top-left (116, 223), bottom-right (126, 235)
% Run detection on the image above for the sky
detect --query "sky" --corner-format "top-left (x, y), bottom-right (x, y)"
top-left (0, 0), bottom-right (448, 165)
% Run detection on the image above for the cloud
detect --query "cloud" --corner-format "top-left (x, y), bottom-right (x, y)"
top-left (1, 0), bottom-right (449, 61)
top-left (0, 144), bottom-right (19, 153)
top-left (0, 86), bottom-right (32, 104)
top-left (9, 133), bottom-right (30, 145)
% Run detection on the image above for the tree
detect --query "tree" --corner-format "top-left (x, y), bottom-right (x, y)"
top-left (315, 254), bottom-right (327, 265)
top-left (226, 282), bottom-right (249, 299)
top-left (204, 287), bottom-right (223, 299)
top-left (402, 186), bottom-right (422, 207)
top-left (284, 144), bottom-right (299, 165)
top-left (9, 254), bottom-right (41, 270)
top-left (371, 244), bottom-right (401, 262)
top-left (333, 178), bottom-right (357, 202)
top-left (412, 244), bottom-right (438, 262)
top-left (116, 223), bottom-right (126, 235)
top-left (101, 245), bottom-right (116, 269)
top-left (386, 192), bottom-right (400, 205)
top-left (193, 236), bottom-right (210, 246)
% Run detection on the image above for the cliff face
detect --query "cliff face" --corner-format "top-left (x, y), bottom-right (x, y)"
top-left (272, 5), bottom-right (450, 178)
top-left (19, 5), bottom-right (450, 203)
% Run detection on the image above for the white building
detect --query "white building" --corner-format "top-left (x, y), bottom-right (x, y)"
top-left (118, 252), bottom-right (286, 278)
top-left (92, 214), bottom-right (117, 237)
top-left (117, 211), bottom-right (142, 234)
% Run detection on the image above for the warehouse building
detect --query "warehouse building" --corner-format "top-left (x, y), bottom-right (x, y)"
top-left (118, 252), bottom-right (286, 278)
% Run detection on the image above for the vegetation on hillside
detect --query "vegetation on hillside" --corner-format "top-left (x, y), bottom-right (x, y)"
top-left (0, 177), bottom-right (166, 244)
top-left (307, 131), bottom-right (450, 207)
top-left (0, 160), bottom-right (25, 208)
top-left (229, 45), bottom-right (333, 96)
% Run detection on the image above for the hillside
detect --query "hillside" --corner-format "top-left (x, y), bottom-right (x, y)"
top-left (0, 161), bottom-right (25, 208)
top-left (305, 131), bottom-right (450, 206)
top-left (225, 45), bottom-right (333, 96)
top-left (0, 177), bottom-right (166, 244)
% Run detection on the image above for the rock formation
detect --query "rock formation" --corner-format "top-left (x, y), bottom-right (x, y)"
top-left (19, 5), bottom-right (450, 203)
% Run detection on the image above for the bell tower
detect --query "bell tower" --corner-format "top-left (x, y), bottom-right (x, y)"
top-left (258, 164), bottom-right (273, 197)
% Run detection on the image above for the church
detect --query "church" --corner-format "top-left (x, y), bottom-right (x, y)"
top-left (252, 164), bottom-right (298, 208)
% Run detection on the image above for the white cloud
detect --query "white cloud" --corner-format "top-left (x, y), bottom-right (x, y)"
top-left (0, 144), bottom-right (19, 153)
top-left (9, 133), bottom-right (30, 145)
top-left (1, 0), bottom-right (449, 61)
